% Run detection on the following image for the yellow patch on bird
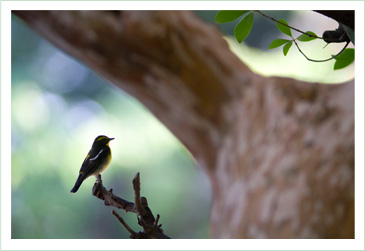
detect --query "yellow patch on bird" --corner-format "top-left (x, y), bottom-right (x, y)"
top-left (79, 171), bottom-right (83, 174)
top-left (96, 136), bottom-right (108, 141)
top-left (84, 154), bottom-right (90, 162)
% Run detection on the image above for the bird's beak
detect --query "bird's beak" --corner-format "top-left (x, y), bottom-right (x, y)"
top-left (109, 137), bottom-right (115, 141)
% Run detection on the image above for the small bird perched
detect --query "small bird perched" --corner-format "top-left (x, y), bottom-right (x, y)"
top-left (70, 135), bottom-right (114, 193)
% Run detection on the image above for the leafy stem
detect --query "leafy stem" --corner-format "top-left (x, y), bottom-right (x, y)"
top-left (214, 10), bottom-right (354, 69)
top-left (254, 10), bottom-right (322, 39)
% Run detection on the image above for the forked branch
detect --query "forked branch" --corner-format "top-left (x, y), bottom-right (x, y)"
top-left (92, 173), bottom-right (170, 239)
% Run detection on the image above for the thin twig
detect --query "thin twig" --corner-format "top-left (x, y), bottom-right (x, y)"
top-left (292, 39), bottom-right (350, 62)
top-left (255, 10), bottom-right (322, 39)
top-left (154, 214), bottom-right (160, 228)
top-left (112, 210), bottom-right (137, 237)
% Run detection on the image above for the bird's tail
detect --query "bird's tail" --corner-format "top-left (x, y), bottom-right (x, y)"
top-left (70, 175), bottom-right (84, 193)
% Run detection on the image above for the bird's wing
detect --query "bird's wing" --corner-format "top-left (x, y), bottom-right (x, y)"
top-left (79, 147), bottom-right (109, 176)
top-left (89, 149), bottom-right (105, 161)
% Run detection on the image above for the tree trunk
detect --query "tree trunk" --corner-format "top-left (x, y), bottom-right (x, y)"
top-left (13, 10), bottom-right (354, 238)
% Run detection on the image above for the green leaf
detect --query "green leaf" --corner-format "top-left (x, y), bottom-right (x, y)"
top-left (283, 41), bottom-right (292, 56)
top-left (269, 39), bottom-right (290, 49)
top-left (234, 12), bottom-right (254, 43)
top-left (333, 48), bottom-right (355, 70)
top-left (297, 31), bottom-right (318, 42)
top-left (276, 19), bottom-right (292, 37)
top-left (215, 10), bottom-right (250, 23)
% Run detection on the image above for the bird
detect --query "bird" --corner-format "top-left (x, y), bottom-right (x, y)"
top-left (70, 135), bottom-right (114, 193)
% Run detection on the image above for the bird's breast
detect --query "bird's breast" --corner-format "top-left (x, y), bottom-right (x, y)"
top-left (98, 152), bottom-right (112, 175)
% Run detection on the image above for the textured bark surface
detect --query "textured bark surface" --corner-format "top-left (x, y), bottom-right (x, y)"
top-left (13, 10), bottom-right (354, 238)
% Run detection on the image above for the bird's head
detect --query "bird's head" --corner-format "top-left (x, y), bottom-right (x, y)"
top-left (93, 135), bottom-right (115, 147)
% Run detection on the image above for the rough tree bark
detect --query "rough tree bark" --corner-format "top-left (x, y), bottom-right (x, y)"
top-left (13, 11), bottom-right (354, 238)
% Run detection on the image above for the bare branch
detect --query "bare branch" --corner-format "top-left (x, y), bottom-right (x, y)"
top-left (92, 174), bottom-right (136, 213)
top-left (132, 172), bottom-right (146, 216)
top-left (92, 173), bottom-right (170, 239)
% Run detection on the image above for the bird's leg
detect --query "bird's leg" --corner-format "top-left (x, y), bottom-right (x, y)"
top-left (96, 174), bottom-right (102, 184)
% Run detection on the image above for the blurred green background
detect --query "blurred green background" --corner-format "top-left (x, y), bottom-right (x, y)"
top-left (11, 13), bottom-right (212, 239)
top-left (11, 10), bottom-right (354, 239)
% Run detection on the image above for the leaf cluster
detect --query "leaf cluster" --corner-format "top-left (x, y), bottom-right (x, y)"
top-left (269, 19), bottom-right (318, 56)
top-left (215, 10), bottom-right (354, 70)
top-left (215, 10), bottom-right (254, 43)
